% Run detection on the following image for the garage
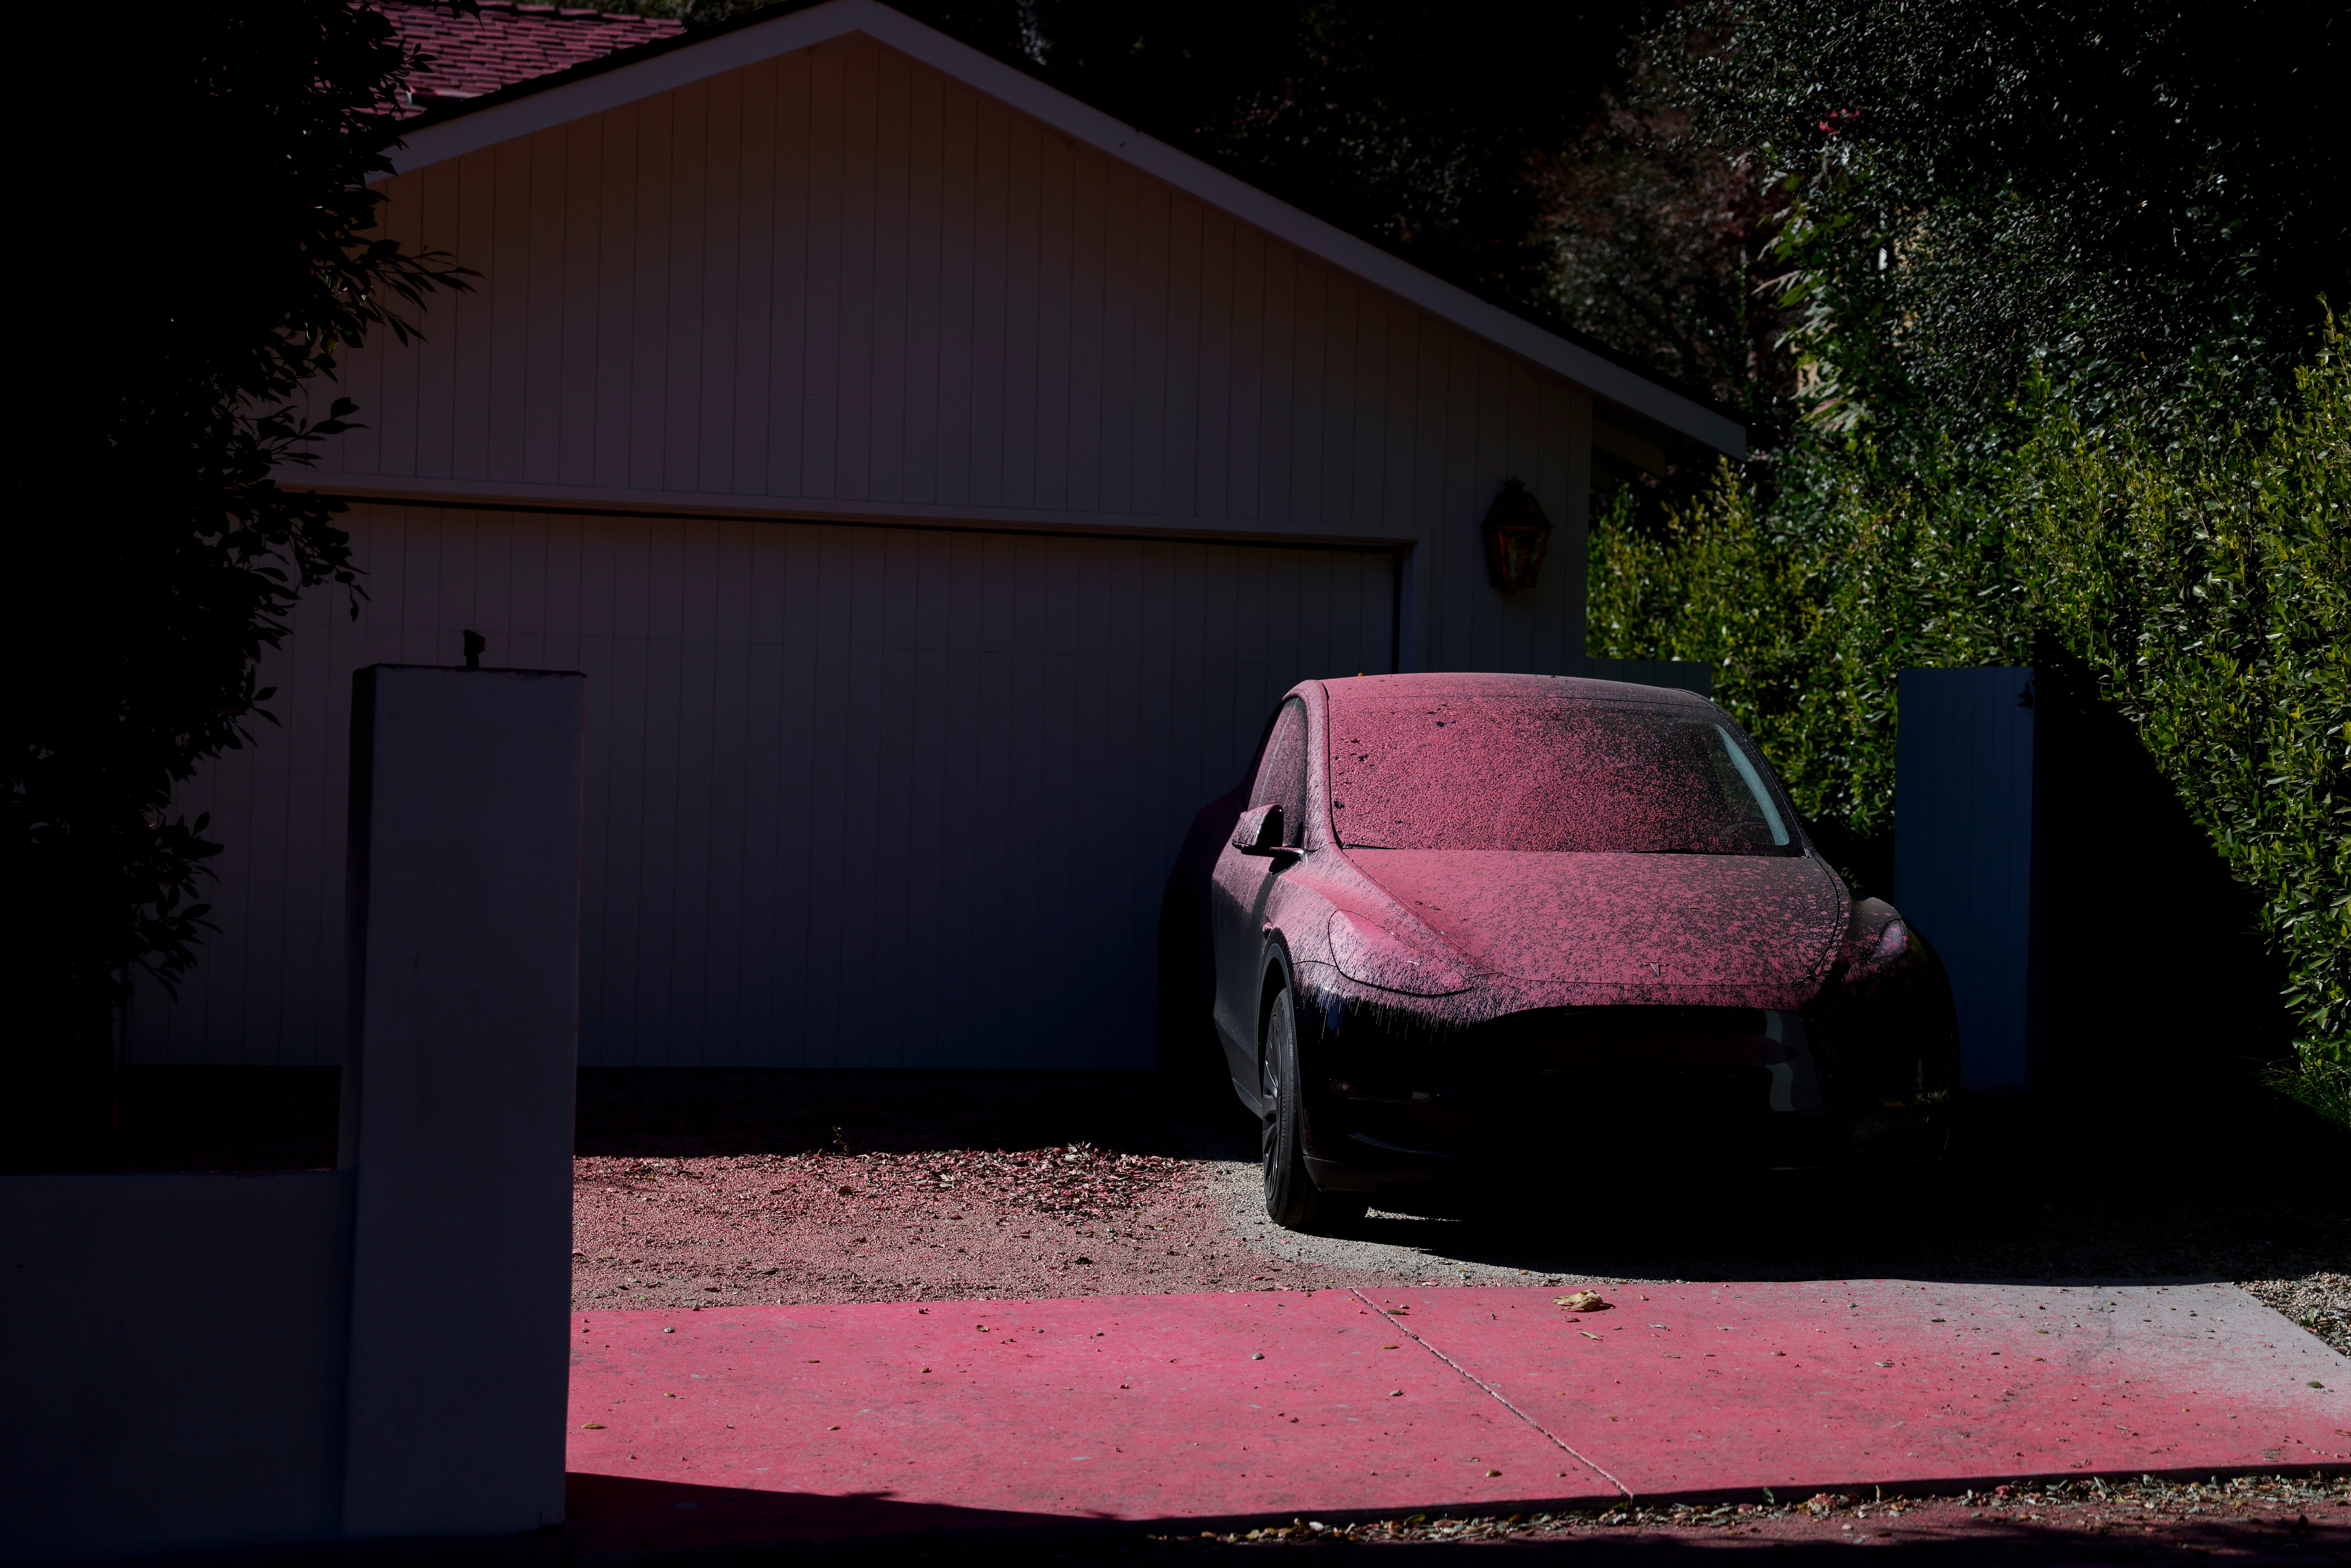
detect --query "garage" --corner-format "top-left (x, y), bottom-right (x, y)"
top-left (135, 503), bottom-right (1399, 1067)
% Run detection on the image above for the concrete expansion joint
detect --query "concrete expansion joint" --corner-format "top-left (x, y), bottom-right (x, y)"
top-left (1343, 1286), bottom-right (1632, 1500)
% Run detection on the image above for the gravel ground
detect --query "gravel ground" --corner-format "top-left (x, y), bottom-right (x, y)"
top-left (566, 1071), bottom-right (1432, 1307)
top-left (570, 1143), bottom-right (1239, 1305)
top-left (113, 1066), bottom-right (2347, 1351)
top-left (1137, 1471), bottom-right (2351, 1558)
top-left (616, 1473), bottom-right (2351, 1563)
top-left (561, 1069), bottom-right (2348, 1341)
top-left (2244, 1273), bottom-right (2351, 1358)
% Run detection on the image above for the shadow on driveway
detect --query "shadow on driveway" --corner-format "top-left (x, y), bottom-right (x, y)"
top-left (1288, 1087), bottom-right (2349, 1292)
top-left (115, 1063), bottom-right (2347, 1300)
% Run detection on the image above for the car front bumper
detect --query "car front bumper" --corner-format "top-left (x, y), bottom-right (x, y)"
top-left (1298, 1004), bottom-right (1949, 1190)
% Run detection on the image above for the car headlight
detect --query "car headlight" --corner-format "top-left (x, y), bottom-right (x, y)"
top-left (1843, 907), bottom-right (1922, 994)
top-left (1812, 898), bottom-right (1959, 1105)
top-left (1326, 910), bottom-right (1471, 996)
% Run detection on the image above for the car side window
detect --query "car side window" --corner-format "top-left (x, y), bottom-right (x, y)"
top-left (1250, 698), bottom-right (1310, 848)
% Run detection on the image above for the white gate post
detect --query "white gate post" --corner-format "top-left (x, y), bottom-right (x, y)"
top-left (1893, 666), bottom-right (2038, 1093)
top-left (337, 663), bottom-right (585, 1537)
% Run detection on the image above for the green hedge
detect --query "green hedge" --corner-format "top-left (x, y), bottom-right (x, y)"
top-left (1590, 332), bottom-right (2349, 1124)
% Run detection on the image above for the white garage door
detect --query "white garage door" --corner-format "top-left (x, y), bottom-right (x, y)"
top-left (132, 502), bottom-right (1399, 1068)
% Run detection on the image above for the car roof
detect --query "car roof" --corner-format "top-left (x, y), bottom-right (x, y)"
top-left (1321, 672), bottom-right (1716, 709)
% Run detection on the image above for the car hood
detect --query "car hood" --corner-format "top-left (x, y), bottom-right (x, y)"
top-left (1343, 849), bottom-right (1848, 991)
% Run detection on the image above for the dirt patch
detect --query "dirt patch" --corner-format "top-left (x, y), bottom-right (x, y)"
top-left (1142, 1472), bottom-right (2351, 1560)
top-left (560, 1071), bottom-right (2351, 1327)
top-left (566, 1071), bottom-right (1605, 1307)
top-left (2245, 1272), bottom-right (2351, 1357)
top-left (106, 1066), bottom-right (2348, 1344)
top-left (568, 1069), bottom-right (1263, 1306)
top-left (564, 1070), bottom-right (2351, 1329)
top-left (570, 1143), bottom-right (1255, 1307)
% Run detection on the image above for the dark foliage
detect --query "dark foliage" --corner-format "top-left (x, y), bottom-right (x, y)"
top-left (1539, 19), bottom-right (1795, 437)
top-left (1697, 0), bottom-right (2349, 441)
top-left (6, 2), bottom-right (466, 1168)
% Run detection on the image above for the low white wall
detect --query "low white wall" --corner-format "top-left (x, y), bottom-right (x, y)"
top-left (1, 665), bottom-right (586, 1561)
top-left (0, 1172), bottom-right (354, 1558)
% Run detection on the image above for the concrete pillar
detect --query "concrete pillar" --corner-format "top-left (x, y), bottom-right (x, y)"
top-left (1893, 667), bottom-right (2038, 1092)
top-left (338, 664), bottom-right (585, 1537)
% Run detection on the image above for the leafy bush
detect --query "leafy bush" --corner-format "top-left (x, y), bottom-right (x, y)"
top-left (1587, 414), bottom-right (2051, 862)
top-left (2017, 340), bottom-right (2349, 1123)
top-left (1591, 331), bottom-right (2349, 1124)
top-left (9, 2), bottom-right (465, 1168)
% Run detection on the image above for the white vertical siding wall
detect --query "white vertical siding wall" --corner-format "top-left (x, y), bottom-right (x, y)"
top-left (314, 32), bottom-right (1588, 676)
top-left (132, 503), bottom-right (1398, 1068)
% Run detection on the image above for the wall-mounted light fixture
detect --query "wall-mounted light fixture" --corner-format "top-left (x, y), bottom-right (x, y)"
top-left (1480, 476), bottom-right (1552, 591)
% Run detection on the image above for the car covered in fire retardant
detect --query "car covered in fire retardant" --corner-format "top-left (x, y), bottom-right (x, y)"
top-left (1160, 673), bottom-right (1959, 1232)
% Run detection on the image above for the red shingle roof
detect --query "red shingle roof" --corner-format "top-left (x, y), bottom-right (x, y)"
top-left (380, 0), bottom-right (684, 113)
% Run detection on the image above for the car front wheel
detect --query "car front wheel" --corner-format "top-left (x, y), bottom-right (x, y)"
top-left (1261, 982), bottom-right (1369, 1234)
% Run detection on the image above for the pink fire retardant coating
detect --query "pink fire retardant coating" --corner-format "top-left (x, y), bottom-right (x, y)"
top-left (1350, 850), bottom-right (1846, 997)
top-left (1258, 674), bottom-right (1864, 1027)
top-left (1326, 676), bottom-right (1785, 857)
top-left (378, 0), bottom-right (682, 111)
top-left (1375, 1283), bottom-right (2350, 1498)
top-left (563, 1282), bottom-right (2349, 1553)
top-left (565, 1291), bottom-right (1581, 1554)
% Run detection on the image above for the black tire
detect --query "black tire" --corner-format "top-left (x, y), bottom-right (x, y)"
top-left (1261, 982), bottom-right (1369, 1234)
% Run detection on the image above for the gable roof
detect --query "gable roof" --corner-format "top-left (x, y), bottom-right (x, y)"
top-left (381, 0), bottom-right (682, 111)
top-left (382, 0), bottom-right (1744, 458)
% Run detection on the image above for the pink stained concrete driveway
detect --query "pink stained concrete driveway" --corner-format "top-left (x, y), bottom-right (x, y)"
top-left (1371, 1278), bottom-right (2347, 1494)
top-left (563, 1279), bottom-right (2349, 1556)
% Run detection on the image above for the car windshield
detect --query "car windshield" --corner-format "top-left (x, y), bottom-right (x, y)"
top-left (1327, 696), bottom-right (1795, 855)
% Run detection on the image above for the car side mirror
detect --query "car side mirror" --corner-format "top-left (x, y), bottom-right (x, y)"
top-left (1232, 803), bottom-right (1286, 856)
